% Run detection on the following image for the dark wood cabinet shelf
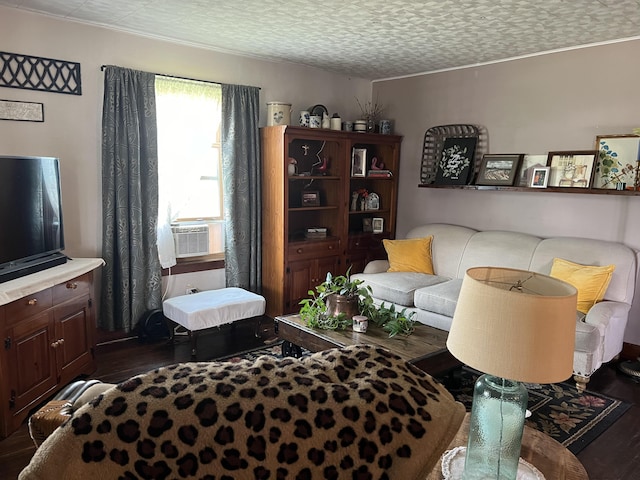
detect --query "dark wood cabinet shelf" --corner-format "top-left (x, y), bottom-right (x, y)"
top-left (289, 205), bottom-right (339, 212)
top-left (349, 208), bottom-right (390, 215)
top-left (289, 175), bottom-right (340, 181)
top-left (419, 184), bottom-right (640, 195)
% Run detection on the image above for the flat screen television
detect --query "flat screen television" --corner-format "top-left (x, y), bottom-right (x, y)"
top-left (0, 155), bottom-right (67, 284)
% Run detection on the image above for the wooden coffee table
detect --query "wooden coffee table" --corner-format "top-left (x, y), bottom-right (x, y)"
top-left (274, 314), bottom-right (459, 376)
top-left (427, 414), bottom-right (589, 479)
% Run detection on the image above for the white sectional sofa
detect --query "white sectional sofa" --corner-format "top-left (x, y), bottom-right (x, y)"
top-left (352, 223), bottom-right (638, 391)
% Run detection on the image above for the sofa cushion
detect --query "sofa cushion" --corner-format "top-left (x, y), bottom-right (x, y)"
top-left (352, 272), bottom-right (449, 306)
top-left (550, 258), bottom-right (615, 314)
top-left (414, 279), bottom-right (463, 317)
top-left (383, 236), bottom-right (434, 274)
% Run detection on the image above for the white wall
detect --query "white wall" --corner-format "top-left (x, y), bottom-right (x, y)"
top-left (0, 7), bottom-right (371, 297)
top-left (373, 39), bottom-right (640, 344)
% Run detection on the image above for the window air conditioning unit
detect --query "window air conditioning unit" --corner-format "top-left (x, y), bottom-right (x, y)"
top-left (171, 224), bottom-right (210, 258)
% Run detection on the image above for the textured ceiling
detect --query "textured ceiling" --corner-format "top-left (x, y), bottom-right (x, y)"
top-left (2, 0), bottom-right (639, 80)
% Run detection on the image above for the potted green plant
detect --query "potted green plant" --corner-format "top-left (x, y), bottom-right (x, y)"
top-left (299, 267), bottom-right (416, 337)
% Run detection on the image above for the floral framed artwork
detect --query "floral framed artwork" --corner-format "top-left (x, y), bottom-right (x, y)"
top-left (593, 135), bottom-right (640, 190)
top-left (476, 154), bottom-right (523, 186)
top-left (351, 147), bottom-right (367, 177)
top-left (530, 167), bottom-right (550, 188)
top-left (434, 136), bottom-right (477, 185)
top-left (546, 151), bottom-right (596, 188)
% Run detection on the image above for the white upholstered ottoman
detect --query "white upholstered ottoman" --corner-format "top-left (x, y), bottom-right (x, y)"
top-left (162, 287), bottom-right (266, 356)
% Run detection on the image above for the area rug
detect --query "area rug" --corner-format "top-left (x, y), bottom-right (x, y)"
top-left (442, 367), bottom-right (631, 455)
top-left (216, 344), bottom-right (631, 455)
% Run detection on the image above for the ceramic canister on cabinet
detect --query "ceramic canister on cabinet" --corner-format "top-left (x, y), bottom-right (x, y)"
top-left (299, 110), bottom-right (310, 127)
top-left (267, 102), bottom-right (291, 126)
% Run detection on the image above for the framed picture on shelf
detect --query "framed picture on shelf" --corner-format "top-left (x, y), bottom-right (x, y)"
top-left (362, 218), bottom-right (373, 233)
top-left (301, 190), bottom-right (320, 206)
top-left (593, 135), bottom-right (640, 190)
top-left (434, 136), bottom-right (477, 185)
top-left (547, 151), bottom-right (596, 188)
top-left (476, 154), bottom-right (523, 186)
top-left (351, 148), bottom-right (367, 177)
top-left (530, 167), bottom-right (550, 188)
top-left (517, 154), bottom-right (548, 187)
top-left (372, 217), bottom-right (384, 234)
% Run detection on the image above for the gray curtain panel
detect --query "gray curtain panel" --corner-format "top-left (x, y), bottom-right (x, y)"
top-left (100, 66), bottom-right (162, 332)
top-left (221, 84), bottom-right (262, 292)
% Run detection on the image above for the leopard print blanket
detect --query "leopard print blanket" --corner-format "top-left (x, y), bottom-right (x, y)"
top-left (20, 345), bottom-right (464, 480)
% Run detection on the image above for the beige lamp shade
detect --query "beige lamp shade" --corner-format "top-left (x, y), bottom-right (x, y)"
top-left (447, 267), bottom-right (578, 384)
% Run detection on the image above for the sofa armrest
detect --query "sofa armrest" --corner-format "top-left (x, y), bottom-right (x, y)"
top-left (363, 259), bottom-right (390, 273)
top-left (584, 300), bottom-right (631, 361)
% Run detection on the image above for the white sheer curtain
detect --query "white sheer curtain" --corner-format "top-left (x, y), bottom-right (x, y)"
top-left (155, 76), bottom-right (222, 268)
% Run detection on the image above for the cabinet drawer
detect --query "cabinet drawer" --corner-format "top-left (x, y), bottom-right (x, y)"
top-left (5, 288), bottom-right (53, 323)
top-left (288, 239), bottom-right (340, 261)
top-left (348, 233), bottom-right (390, 252)
top-left (53, 273), bottom-right (91, 304)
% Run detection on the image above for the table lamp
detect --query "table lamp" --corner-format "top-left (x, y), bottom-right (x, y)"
top-left (447, 267), bottom-right (577, 480)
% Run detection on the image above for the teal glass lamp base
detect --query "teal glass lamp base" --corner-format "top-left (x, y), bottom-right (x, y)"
top-left (462, 374), bottom-right (528, 480)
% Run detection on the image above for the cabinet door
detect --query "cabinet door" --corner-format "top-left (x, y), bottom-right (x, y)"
top-left (286, 260), bottom-right (314, 314)
top-left (286, 256), bottom-right (341, 314)
top-left (6, 310), bottom-right (57, 421)
top-left (54, 294), bottom-right (95, 383)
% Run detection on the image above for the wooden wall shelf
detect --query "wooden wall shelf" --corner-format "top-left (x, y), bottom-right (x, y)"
top-left (418, 184), bottom-right (640, 196)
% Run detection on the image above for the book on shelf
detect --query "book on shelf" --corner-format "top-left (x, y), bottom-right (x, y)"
top-left (368, 170), bottom-right (393, 177)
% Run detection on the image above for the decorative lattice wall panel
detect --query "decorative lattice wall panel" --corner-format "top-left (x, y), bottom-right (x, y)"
top-left (0, 51), bottom-right (81, 95)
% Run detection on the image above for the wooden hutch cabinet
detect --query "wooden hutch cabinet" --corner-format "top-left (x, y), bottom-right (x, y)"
top-left (261, 125), bottom-right (401, 318)
top-left (0, 258), bottom-right (103, 438)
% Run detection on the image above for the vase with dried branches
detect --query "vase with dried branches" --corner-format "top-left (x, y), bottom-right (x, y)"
top-left (356, 97), bottom-right (384, 133)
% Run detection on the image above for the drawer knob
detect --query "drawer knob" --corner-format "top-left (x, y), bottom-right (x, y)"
top-left (297, 248), bottom-right (303, 254)
top-left (66, 282), bottom-right (78, 290)
top-left (27, 299), bottom-right (38, 306)
top-left (328, 245), bottom-right (334, 250)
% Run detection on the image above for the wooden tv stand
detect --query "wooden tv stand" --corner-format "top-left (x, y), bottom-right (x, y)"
top-left (0, 258), bottom-right (104, 439)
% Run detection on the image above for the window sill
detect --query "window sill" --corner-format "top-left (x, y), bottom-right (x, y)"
top-left (161, 255), bottom-right (225, 276)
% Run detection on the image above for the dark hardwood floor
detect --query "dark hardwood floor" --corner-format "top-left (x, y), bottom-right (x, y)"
top-left (1, 317), bottom-right (639, 479)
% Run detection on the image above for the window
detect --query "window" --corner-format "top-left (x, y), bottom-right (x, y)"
top-left (156, 76), bottom-right (224, 262)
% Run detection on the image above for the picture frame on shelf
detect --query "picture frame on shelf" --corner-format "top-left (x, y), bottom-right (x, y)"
top-left (547, 150), bottom-right (597, 188)
top-left (517, 154), bottom-right (548, 187)
top-left (301, 190), bottom-right (320, 206)
top-left (434, 136), bottom-right (477, 185)
top-left (372, 217), bottom-right (384, 234)
top-left (362, 218), bottom-right (373, 233)
top-left (593, 135), bottom-right (640, 190)
top-left (476, 154), bottom-right (523, 186)
top-left (530, 167), bottom-right (550, 188)
top-left (351, 148), bottom-right (367, 177)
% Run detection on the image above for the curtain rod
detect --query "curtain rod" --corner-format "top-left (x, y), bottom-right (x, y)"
top-left (100, 65), bottom-right (260, 90)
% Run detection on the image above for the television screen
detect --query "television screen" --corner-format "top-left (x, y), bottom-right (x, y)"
top-left (0, 156), bottom-right (66, 282)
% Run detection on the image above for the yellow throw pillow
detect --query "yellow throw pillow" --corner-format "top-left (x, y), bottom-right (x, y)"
top-left (383, 236), bottom-right (434, 274)
top-left (550, 258), bottom-right (615, 314)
